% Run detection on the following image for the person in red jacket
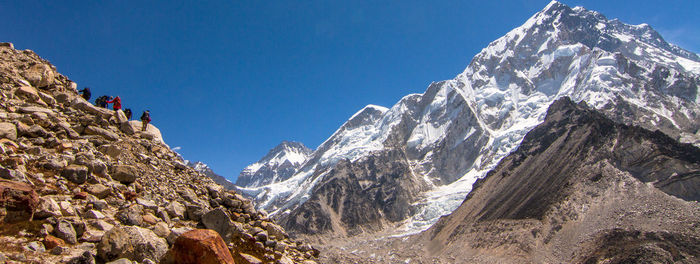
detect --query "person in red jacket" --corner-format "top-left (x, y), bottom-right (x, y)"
top-left (106, 96), bottom-right (122, 111)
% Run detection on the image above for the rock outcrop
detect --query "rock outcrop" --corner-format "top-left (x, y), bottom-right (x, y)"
top-left (0, 43), bottom-right (319, 263)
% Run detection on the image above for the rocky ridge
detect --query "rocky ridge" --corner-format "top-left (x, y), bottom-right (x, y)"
top-left (0, 43), bottom-right (318, 264)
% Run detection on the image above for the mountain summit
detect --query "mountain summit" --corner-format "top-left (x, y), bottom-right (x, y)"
top-left (236, 141), bottom-right (312, 188)
top-left (241, 0), bottom-right (700, 237)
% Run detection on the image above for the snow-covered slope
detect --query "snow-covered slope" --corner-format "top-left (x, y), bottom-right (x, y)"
top-left (240, 1), bottom-right (700, 236)
top-left (236, 141), bottom-right (312, 188)
top-left (187, 161), bottom-right (236, 190)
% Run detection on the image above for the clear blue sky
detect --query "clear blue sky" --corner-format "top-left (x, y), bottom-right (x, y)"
top-left (2, 1), bottom-right (698, 181)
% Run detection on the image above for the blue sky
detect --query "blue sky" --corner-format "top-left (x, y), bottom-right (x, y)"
top-left (2, 1), bottom-right (698, 181)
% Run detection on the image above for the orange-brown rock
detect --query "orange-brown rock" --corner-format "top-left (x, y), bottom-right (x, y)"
top-left (0, 179), bottom-right (39, 222)
top-left (43, 235), bottom-right (65, 249)
top-left (73, 191), bottom-right (88, 200)
top-left (169, 229), bottom-right (235, 264)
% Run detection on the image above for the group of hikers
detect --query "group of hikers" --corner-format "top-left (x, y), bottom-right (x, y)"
top-left (79, 87), bottom-right (151, 131)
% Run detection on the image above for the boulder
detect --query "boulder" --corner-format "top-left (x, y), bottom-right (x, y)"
top-left (106, 259), bottom-right (134, 264)
top-left (165, 201), bottom-right (186, 219)
top-left (0, 166), bottom-right (26, 181)
top-left (235, 253), bottom-right (263, 264)
top-left (265, 223), bottom-right (288, 240)
top-left (97, 226), bottom-right (168, 263)
top-left (61, 164), bottom-right (89, 184)
top-left (35, 196), bottom-right (61, 219)
top-left (110, 165), bottom-right (138, 184)
top-left (38, 92), bottom-right (56, 106)
top-left (43, 235), bottom-right (66, 249)
top-left (0, 42), bottom-right (13, 49)
top-left (66, 251), bottom-right (96, 264)
top-left (168, 229), bottom-right (234, 264)
top-left (54, 92), bottom-right (73, 104)
top-left (0, 179), bottom-right (39, 222)
top-left (201, 208), bottom-right (235, 242)
top-left (116, 204), bottom-right (144, 226)
top-left (15, 85), bottom-right (41, 102)
top-left (114, 110), bottom-right (128, 124)
top-left (21, 124), bottom-right (49, 138)
top-left (85, 184), bottom-right (110, 199)
top-left (0, 122), bottom-right (17, 141)
top-left (72, 99), bottom-right (113, 117)
top-left (59, 201), bottom-right (77, 216)
top-left (166, 227), bottom-right (192, 245)
top-left (84, 126), bottom-right (119, 141)
top-left (98, 144), bottom-right (122, 159)
top-left (85, 209), bottom-right (105, 219)
top-left (54, 220), bottom-right (77, 244)
top-left (186, 203), bottom-right (206, 222)
top-left (22, 63), bottom-right (55, 87)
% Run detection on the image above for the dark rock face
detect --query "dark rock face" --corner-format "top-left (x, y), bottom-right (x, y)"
top-left (280, 149), bottom-right (429, 236)
top-left (422, 97), bottom-right (700, 263)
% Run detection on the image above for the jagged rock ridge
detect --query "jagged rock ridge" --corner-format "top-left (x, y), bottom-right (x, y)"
top-left (240, 0), bottom-right (700, 237)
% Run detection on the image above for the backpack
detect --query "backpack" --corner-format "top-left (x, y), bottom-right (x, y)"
top-left (141, 111), bottom-right (151, 122)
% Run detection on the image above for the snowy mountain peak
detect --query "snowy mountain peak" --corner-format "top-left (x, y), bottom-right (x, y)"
top-left (240, 1), bottom-right (700, 237)
top-left (236, 141), bottom-right (312, 188)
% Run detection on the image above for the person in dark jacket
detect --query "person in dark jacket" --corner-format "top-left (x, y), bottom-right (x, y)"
top-left (106, 96), bottom-right (122, 111)
top-left (140, 110), bottom-right (151, 131)
top-left (79, 87), bottom-right (91, 101)
top-left (124, 108), bottom-right (132, 120)
top-left (95, 95), bottom-right (110, 108)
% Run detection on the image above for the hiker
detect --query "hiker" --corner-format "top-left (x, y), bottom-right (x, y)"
top-left (95, 95), bottom-right (110, 108)
top-left (79, 87), bottom-right (91, 101)
top-left (124, 108), bottom-right (132, 120)
top-left (140, 110), bottom-right (151, 131)
top-left (106, 96), bottom-right (122, 111)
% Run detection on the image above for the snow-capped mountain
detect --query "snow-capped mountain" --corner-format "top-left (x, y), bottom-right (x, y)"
top-left (239, 1), bottom-right (700, 236)
top-left (186, 161), bottom-right (236, 190)
top-left (236, 141), bottom-right (312, 188)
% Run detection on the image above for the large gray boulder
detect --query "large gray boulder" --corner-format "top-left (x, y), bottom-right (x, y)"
top-left (0, 122), bottom-right (17, 141)
top-left (201, 208), bottom-right (234, 242)
top-left (54, 220), bottom-right (77, 244)
top-left (110, 165), bottom-right (138, 184)
top-left (97, 226), bottom-right (168, 263)
top-left (61, 164), bottom-right (89, 184)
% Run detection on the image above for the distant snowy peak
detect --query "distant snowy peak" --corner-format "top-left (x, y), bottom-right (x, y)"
top-left (186, 161), bottom-right (236, 190)
top-left (236, 141), bottom-right (312, 188)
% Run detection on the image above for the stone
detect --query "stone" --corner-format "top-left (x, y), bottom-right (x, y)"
top-left (106, 259), bottom-right (133, 264)
top-left (236, 252), bottom-right (264, 264)
top-left (86, 184), bottom-right (111, 199)
top-left (92, 220), bottom-right (114, 231)
top-left (25, 241), bottom-right (46, 252)
top-left (23, 124), bottom-right (49, 138)
top-left (39, 92), bottom-right (57, 105)
top-left (136, 198), bottom-right (158, 211)
top-left (165, 201), bottom-right (186, 219)
top-left (120, 121), bottom-right (137, 135)
top-left (110, 165), bottom-right (139, 184)
top-left (97, 226), bottom-right (168, 263)
top-left (50, 246), bottom-right (66, 255)
top-left (152, 222), bottom-right (170, 238)
top-left (91, 160), bottom-right (108, 175)
top-left (274, 241), bottom-right (288, 253)
top-left (43, 235), bottom-right (66, 249)
top-left (98, 144), bottom-right (122, 159)
top-left (0, 123), bottom-right (17, 141)
top-left (168, 229), bottom-right (235, 264)
top-left (84, 125), bottom-right (119, 141)
top-left (166, 227), bottom-right (192, 245)
top-left (201, 207), bottom-right (235, 242)
top-left (186, 203), bottom-right (206, 222)
top-left (116, 204), bottom-right (144, 226)
top-left (66, 251), bottom-right (96, 264)
top-left (54, 92), bottom-right (73, 104)
top-left (255, 230), bottom-right (268, 242)
top-left (91, 200), bottom-right (108, 210)
top-left (15, 85), bottom-right (41, 102)
top-left (85, 209), bottom-right (105, 219)
top-left (0, 179), bottom-right (39, 222)
top-left (0, 42), bottom-right (13, 49)
top-left (23, 63), bottom-right (55, 87)
top-left (142, 213), bottom-right (158, 225)
top-left (55, 220), bottom-right (77, 244)
top-left (0, 166), bottom-right (26, 181)
top-left (81, 229), bottom-right (105, 243)
top-left (74, 191), bottom-right (88, 200)
top-left (61, 164), bottom-right (89, 184)
top-left (72, 99), bottom-right (112, 117)
top-left (58, 200), bottom-right (77, 216)
top-left (114, 110), bottom-right (128, 124)
top-left (35, 196), bottom-right (61, 219)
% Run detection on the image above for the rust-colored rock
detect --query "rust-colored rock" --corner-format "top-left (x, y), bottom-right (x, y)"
top-left (169, 229), bottom-right (235, 264)
top-left (73, 191), bottom-right (88, 200)
top-left (43, 235), bottom-right (65, 249)
top-left (123, 191), bottom-right (137, 201)
top-left (0, 179), bottom-right (39, 222)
